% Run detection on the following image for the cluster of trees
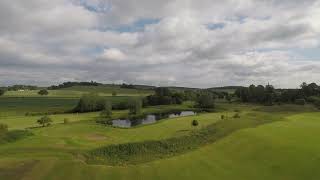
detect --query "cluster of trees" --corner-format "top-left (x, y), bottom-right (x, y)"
top-left (235, 82), bottom-right (320, 106)
top-left (7, 85), bottom-right (37, 91)
top-left (0, 89), bottom-right (6, 96)
top-left (37, 116), bottom-right (52, 127)
top-left (195, 93), bottom-right (215, 109)
top-left (235, 84), bottom-right (275, 105)
top-left (143, 87), bottom-right (184, 106)
top-left (73, 94), bottom-right (107, 113)
top-left (38, 89), bottom-right (49, 96)
top-left (129, 99), bottom-right (142, 115)
top-left (48, 81), bottom-right (101, 90)
top-left (120, 83), bottom-right (136, 89)
top-left (100, 102), bottom-right (112, 119)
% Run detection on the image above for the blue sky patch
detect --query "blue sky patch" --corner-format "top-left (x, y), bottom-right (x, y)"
top-left (206, 22), bottom-right (226, 30)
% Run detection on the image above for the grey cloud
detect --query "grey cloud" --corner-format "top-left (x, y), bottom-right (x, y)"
top-left (0, 0), bottom-right (320, 88)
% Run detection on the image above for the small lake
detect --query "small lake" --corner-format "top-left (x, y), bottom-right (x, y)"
top-left (112, 111), bottom-right (196, 128)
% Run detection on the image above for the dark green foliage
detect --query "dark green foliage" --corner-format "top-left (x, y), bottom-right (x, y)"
top-left (195, 93), bottom-right (215, 109)
top-left (280, 89), bottom-right (304, 103)
top-left (221, 115), bottom-right (225, 120)
top-left (192, 120), bottom-right (199, 126)
top-left (38, 89), bottom-right (49, 95)
top-left (100, 101), bottom-right (112, 119)
top-left (120, 83), bottom-right (136, 89)
top-left (112, 101), bottom-right (129, 110)
top-left (235, 84), bottom-right (276, 105)
top-left (37, 116), bottom-right (52, 127)
top-left (307, 96), bottom-right (320, 108)
top-left (0, 89), bottom-right (6, 96)
top-left (236, 82), bottom-right (319, 106)
top-left (73, 94), bottom-right (107, 113)
top-left (233, 113), bottom-right (240, 118)
top-left (144, 87), bottom-right (184, 106)
top-left (7, 85), bottom-right (37, 91)
top-left (129, 99), bottom-right (142, 115)
top-left (300, 82), bottom-right (320, 97)
top-left (0, 123), bottom-right (8, 136)
top-left (48, 81), bottom-right (101, 90)
top-left (226, 94), bottom-right (232, 103)
top-left (112, 91), bottom-right (117, 96)
top-left (295, 99), bottom-right (306, 105)
top-left (0, 130), bottom-right (33, 144)
top-left (87, 112), bottom-right (283, 165)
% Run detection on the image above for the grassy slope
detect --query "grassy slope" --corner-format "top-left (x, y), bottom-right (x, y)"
top-left (0, 104), bottom-right (319, 179)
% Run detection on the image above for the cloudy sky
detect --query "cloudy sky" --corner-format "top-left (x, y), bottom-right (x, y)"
top-left (0, 0), bottom-right (320, 88)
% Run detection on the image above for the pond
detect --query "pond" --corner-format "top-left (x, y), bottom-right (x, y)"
top-left (112, 111), bottom-right (196, 128)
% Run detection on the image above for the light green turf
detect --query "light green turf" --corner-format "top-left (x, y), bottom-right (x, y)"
top-left (1, 111), bottom-right (319, 180)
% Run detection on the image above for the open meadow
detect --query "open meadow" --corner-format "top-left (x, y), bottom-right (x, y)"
top-left (0, 85), bottom-right (320, 180)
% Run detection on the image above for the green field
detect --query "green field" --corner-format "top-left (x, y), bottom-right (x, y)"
top-left (3, 85), bottom-right (153, 97)
top-left (0, 87), bottom-right (320, 179)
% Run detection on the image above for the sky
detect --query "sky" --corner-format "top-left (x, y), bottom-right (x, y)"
top-left (0, 0), bottom-right (320, 88)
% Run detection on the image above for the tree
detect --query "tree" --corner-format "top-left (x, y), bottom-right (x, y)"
top-left (155, 87), bottom-right (171, 96)
top-left (73, 94), bottom-right (106, 113)
top-left (38, 89), bottom-right (49, 96)
top-left (100, 101), bottom-right (112, 119)
top-left (112, 91), bottom-right (117, 96)
top-left (0, 89), bottom-right (6, 96)
top-left (196, 93), bottom-right (215, 109)
top-left (129, 99), bottom-right (142, 115)
top-left (144, 87), bottom-right (183, 106)
top-left (0, 123), bottom-right (8, 136)
top-left (37, 116), bottom-right (52, 127)
top-left (192, 120), bottom-right (199, 126)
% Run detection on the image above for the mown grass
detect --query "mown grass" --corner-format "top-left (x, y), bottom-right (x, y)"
top-left (1, 109), bottom-right (319, 180)
top-left (86, 111), bottom-right (285, 165)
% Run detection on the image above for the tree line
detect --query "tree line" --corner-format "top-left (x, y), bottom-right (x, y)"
top-left (48, 81), bottom-right (102, 90)
top-left (235, 82), bottom-right (320, 106)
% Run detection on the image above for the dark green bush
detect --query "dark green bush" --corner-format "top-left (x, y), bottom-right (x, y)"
top-left (37, 116), bottom-right (53, 127)
top-left (0, 130), bottom-right (33, 144)
top-left (38, 89), bottom-right (49, 95)
top-left (0, 89), bottom-right (6, 96)
top-left (233, 113), bottom-right (240, 118)
top-left (192, 120), bottom-right (199, 126)
top-left (295, 98), bottom-right (306, 105)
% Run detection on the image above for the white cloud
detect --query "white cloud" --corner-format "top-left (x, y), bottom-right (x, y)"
top-left (0, 0), bottom-right (320, 88)
top-left (101, 48), bottom-right (127, 61)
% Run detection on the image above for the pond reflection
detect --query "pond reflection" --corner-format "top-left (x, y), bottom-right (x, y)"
top-left (112, 111), bottom-right (196, 128)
